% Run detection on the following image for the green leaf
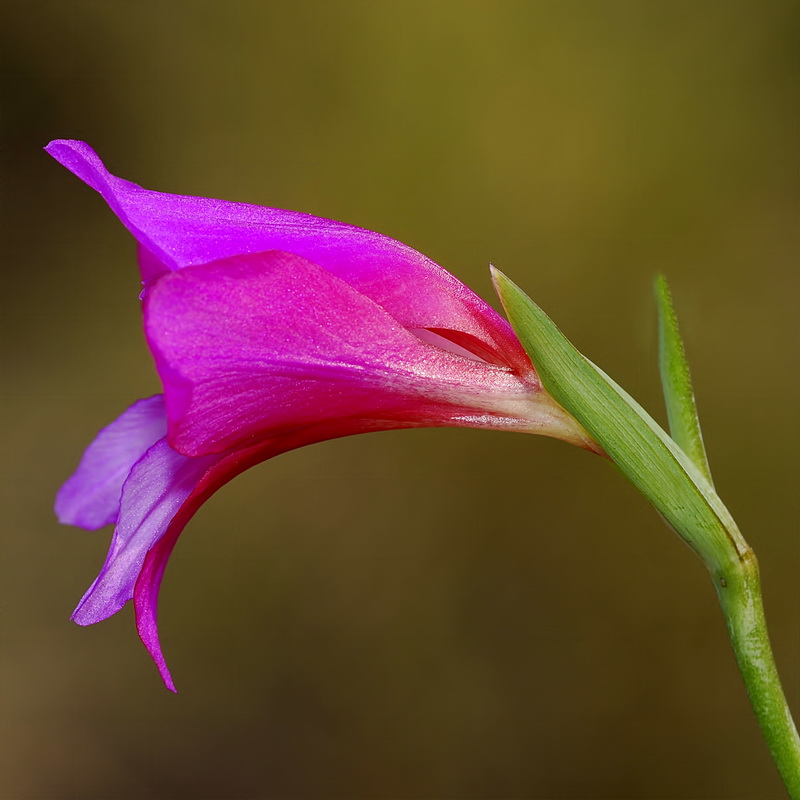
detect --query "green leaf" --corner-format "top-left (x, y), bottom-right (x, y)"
top-left (491, 267), bottom-right (746, 575)
top-left (655, 275), bottom-right (713, 485)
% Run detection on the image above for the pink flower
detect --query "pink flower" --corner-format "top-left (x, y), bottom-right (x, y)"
top-left (49, 140), bottom-right (598, 691)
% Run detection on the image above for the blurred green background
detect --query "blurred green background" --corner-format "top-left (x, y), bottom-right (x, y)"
top-left (1, 1), bottom-right (798, 797)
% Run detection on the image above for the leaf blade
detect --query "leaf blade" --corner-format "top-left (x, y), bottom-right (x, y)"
top-left (655, 275), bottom-right (713, 484)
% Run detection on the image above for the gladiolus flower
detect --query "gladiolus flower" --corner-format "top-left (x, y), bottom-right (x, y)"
top-left (48, 140), bottom-right (599, 691)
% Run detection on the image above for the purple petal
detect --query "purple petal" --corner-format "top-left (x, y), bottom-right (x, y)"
top-left (71, 438), bottom-right (221, 626)
top-left (45, 140), bottom-right (530, 371)
top-left (56, 396), bottom-right (167, 529)
top-left (144, 251), bottom-right (540, 457)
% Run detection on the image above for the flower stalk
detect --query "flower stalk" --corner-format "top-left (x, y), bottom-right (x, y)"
top-left (716, 550), bottom-right (800, 796)
top-left (492, 268), bottom-right (800, 797)
top-left (657, 275), bottom-right (799, 792)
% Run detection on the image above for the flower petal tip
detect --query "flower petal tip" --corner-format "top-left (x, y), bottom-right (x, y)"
top-left (45, 140), bottom-right (108, 193)
top-left (159, 665), bottom-right (178, 694)
top-left (137, 617), bottom-right (178, 693)
top-left (54, 485), bottom-right (117, 530)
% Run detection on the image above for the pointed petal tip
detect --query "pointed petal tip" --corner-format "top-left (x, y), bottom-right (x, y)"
top-left (135, 538), bottom-right (180, 694)
top-left (44, 139), bottom-right (109, 194)
top-left (137, 614), bottom-right (178, 693)
top-left (54, 494), bottom-right (75, 527)
top-left (70, 606), bottom-right (103, 627)
top-left (70, 606), bottom-right (178, 692)
top-left (44, 138), bottom-right (93, 162)
top-left (45, 138), bottom-right (77, 152)
top-left (158, 661), bottom-right (178, 693)
top-left (70, 590), bottom-right (127, 627)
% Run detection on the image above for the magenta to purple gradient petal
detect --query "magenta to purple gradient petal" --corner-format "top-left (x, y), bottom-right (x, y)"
top-left (144, 250), bottom-right (567, 458)
top-left (50, 139), bottom-right (599, 690)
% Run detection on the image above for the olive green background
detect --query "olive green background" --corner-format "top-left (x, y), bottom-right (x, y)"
top-left (1, 1), bottom-right (798, 798)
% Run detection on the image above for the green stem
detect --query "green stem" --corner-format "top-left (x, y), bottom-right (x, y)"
top-left (715, 550), bottom-right (800, 797)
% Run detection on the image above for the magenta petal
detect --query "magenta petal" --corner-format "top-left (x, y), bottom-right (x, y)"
top-left (134, 527), bottom-right (180, 692)
top-left (56, 396), bottom-right (167, 530)
top-left (144, 251), bottom-right (538, 456)
top-left (45, 140), bottom-right (529, 371)
top-left (49, 141), bottom-right (601, 692)
top-left (71, 439), bottom-right (221, 626)
top-left (132, 441), bottom-right (265, 693)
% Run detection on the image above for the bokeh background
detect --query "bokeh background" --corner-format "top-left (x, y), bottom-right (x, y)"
top-left (1, 1), bottom-right (798, 797)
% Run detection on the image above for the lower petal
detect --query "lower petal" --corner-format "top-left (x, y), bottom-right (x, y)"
top-left (132, 418), bottom-right (415, 691)
top-left (71, 438), bottom-right (221, 625)
top-left (56, 395), bottom-right (167, 530)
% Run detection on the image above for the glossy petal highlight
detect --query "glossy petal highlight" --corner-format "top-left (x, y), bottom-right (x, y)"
top-left (144, 250), bottom-right (551, 457)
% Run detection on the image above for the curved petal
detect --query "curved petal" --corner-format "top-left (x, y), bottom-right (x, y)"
top-left (144, 251), bottom-right (545, 457)
top-left (45, 140), bottom-right (530, 371)
top-left (56, 396), bottom-right (167, 529)
top-left (71, 439), bottom-right (221, 626)
top-left (133, 418), bottom-right (412, 692)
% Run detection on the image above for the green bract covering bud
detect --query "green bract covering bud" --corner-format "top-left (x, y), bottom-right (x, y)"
top-left (491, 267), bottom-right (746, 577)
